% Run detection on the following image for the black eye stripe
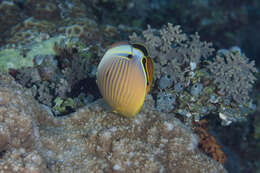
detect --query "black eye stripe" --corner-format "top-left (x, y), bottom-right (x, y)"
top-left (142, 57), bottom-right (149, 85)
top-left (142, 58), bottom-right (146, 64)
top-left (127, 54), bottom-right (133, 58)
top-left (132, 43), bottom-right (148, 56)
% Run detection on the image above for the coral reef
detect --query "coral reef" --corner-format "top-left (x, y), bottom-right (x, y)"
top-left (130, 23), bottom-right (257, 126)
top-left (0, 0), bottom-right (258, 172)
top-left (0, 1), bottom-right (120, 48)
top-left (207, 47), bottom-right (258, 104)
top-left (58, 17), bottom-right (102, 44)
top-left (142, 0), bottom-right (260, 66)
top-left (9, 38), bottom-right (100, 116)
top-left (0, 36), bottom-right (64, 73)
top-left (130, 23), bottom-right (214, 83)
top-left (0, 73), bottom-right (227, 173)
top-left (7, 17), bottom-right (56, 46)
top-left (53, 40), bottom-right (91, 88)
top-left (23, 0), bottom-right (61, 20)
top-left (0, 74), bottom-right (49, 173)
top-left (0, 48), bottom-right (33, 72)
top-left (1, 0), bottom-right (259, 68)
top-left (2, 22), bottom-right (257, 172)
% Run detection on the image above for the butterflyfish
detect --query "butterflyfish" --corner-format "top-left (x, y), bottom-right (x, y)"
top-left (96, 42), bottom-right (154, 117)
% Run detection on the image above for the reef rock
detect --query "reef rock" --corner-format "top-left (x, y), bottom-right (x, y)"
top-left (0, 73), bottom-right (227, 173)
top-left (0, 74), bottom-right (49, 173)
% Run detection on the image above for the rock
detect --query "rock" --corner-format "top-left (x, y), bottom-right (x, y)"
top-left (0, 73), bottom-right (227, 173)
top-left (0, 74), bottom-right (49, 172)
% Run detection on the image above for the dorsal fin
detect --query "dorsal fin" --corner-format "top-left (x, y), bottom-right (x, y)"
top-left (108, 41), bottom-right (129, 50)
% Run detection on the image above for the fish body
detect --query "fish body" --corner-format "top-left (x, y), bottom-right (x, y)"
top-left (96, 42), bottom-right (153, 117)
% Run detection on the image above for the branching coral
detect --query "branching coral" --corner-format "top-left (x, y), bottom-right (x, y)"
top-left (130, 23), bottom-right (214, 84)
top-left (130, 23), bottom-right (257, 125)
top-left (207, 47), bottom-right (258, 104)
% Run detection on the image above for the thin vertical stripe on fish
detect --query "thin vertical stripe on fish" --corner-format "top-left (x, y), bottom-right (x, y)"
top-left (96, 42), bottom-right (154, 117)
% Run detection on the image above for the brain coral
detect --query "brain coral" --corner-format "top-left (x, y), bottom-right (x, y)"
top-left (0, 73), bottom-right (227, 173)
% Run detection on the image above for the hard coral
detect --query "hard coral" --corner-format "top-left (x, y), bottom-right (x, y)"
top-left (0, 73), bottom-right (228, 173)
top-left (58, 17), bottom-right (103, 44)
top-left (130, 23), bottom-right (257, 125)
top-left (130, 23), bottom-right (214, 84)
top-left (7, 17), bottom-right (56, 46)
top-left (38, 96), bottom-right (227, 173)
top-left (24, 0), bottom-right (60, 20)
top-left (0, 74), bottom-right (49, 173)
top-left (207, 47), bottom-right (258, 104)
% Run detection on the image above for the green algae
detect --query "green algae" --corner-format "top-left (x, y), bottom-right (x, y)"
top-left (0, 48), bottom-right (33, 72)
top-left (53, 97), bottom-right (76, 115)
top-left (0, 36), bottom-right (64, 72)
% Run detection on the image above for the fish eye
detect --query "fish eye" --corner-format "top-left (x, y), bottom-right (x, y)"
top-left (127, 54), bottom-right (133, 59)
